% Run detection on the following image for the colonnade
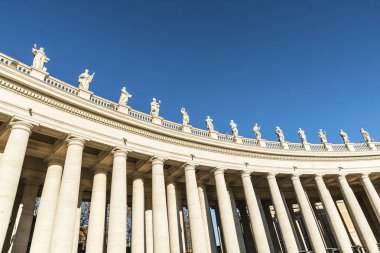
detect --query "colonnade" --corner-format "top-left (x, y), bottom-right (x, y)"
top-left (0, 120), bottom-right (380, 253)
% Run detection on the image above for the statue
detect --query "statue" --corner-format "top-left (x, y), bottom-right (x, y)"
top-left (180, 107), bottom-right (189, 126)
top-left (360, 128), bottom-right (372, 143)
top-left (275, 126), bottom-right (285, 143)
top-left (150, 98), bottom-right (161, 117)
top-left (206, 116), bottom-right (214, 131)
top-left (32, 44), bottom-right (49, 71)
top-left (253, 123), bottom-right (261, 140)
top-left (318, 129), bottom-right (328, 144)
top-left (230, 120), bottom-right (238, 138)
top-left (298, 128), bottom-right (307, 144)
top-left (78, 69), bottom-right (95, 91)
top-left (340, 129), bottom-right (349, 144)
top-left (118, 87), bottom-right (132, 106)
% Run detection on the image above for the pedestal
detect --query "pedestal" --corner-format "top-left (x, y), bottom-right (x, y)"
top-left (346, 143), bottom-right (355, 151)
top-left (209, 130), bottom-right (218, 139)
top-left (30, 67), bottom-right (48, 81)
top-left (234, 136), bottom-right (242, 144)
top-left (78, 89), bottom-right (93, 100)
top-left (281, 142), bottom-right (289, 149)
top-left (152, 116), bottom-right (163, 125)
top-left (303, 142), bottom-right (311, 151)
top-left (324, 143), bottom-right (333, 151)
top-left (366, 142), bottom-right (377, 151)
top-left (118, 105), bottom-right (130, 114)
top-left (258, 139), bottom-right (267, 148)
top-left (182, 125), bottom-right (192, 133)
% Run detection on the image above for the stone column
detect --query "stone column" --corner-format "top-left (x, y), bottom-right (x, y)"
top-left (237, 203), bottom-right (256, 253)
top-left (184, 164), bottom-right (207, 253)
top-left (177, 193), bottom-right (187, 253)
top-left (72, 189), bottom-right (84, 253)
top-left (11, 181), bottom-right (39, 253)
top-left (241, 171), bottom-right (271, 253)
top-left (49, 137), bottom-right (85, 253)
top-left (86, 166), bottom-right (108, 253)
top-left (30, 156), bottom-right (64, 253)
top-left (291, 174), bottom-right (325, 253)
top-left (213, 168), bottom-right (240, 252)
top-left (338, 174), bottom-right (378, 252)
top-left (267, 173), bottom-right (298, 252)
top-left (227, 187), bottom-right (247, 253)
top-left (145, 198), bottom-right (153, 253)
top-left (151, 157), bottom-right (170, 253)
top-left (361, 173), bottom-right (380, 223)
top-left (314, 175), bottom-right (352, 252)
top-left (166, 181), bottom-right (182, 253)
top-left (107, 149), bottom-right (128, 252)
top-left (198, 185), bottom-right (217, 253)
top-left (131, 175), bottom-right (145, 253)
top-left (0, 121), bottom-right (33, 248)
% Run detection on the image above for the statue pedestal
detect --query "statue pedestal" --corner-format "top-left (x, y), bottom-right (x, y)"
top-left (281, 142), bottom-right (289, 150)
top-left (303, 142), bottom-right (311, 151)
top-left (346, 143), bottom-right (355, 151)
top-left (30, 67), bottom-right (48, 81)
top-left (182, 125), bottom-right (192, 133)
top-left (152, 116), bottom-right (162, 125)
top-left (258, 139), bottom-right (267, 148)
top-left (209, 130), bottom-right (218, 139)
top-left (324, 143), bottom-right (333, 151)
top-left (78, 89), bottom-right (93, 100)
top-left (234, 136), bottom-right (242, 144)
top-left (118, 105), bottom-right (130, 114)
top-left (367, 142), bottom-right (377, 151)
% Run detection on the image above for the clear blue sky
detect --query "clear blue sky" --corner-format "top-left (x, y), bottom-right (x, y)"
top-left (1, 0), bottom-right (380, 144)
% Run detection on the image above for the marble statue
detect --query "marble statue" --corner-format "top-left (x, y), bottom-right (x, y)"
top-left (230, 120), bottom-right (238, 138)
top-left (150, 98), bottom-right (161, 117)
top-left (275, 126), bottom-right (285, 143)
top-left (360, 128), bottom-right (372, 143)
top-left (318, 129), bottom-right (328, 144)
top-left (298, 128), bottom-right (307, 144)
top-left (206, 116), bottom-right (214, 131)
top-left (180, 107), bottom-right (189, 126)
top-left (78, 69), bottom-right (95, 91)
top-left (32, 44), bottom-right (49, 71)
top-left (118, 87), bottom-right (132, 106)
top-left (253, 123), bottom-right (261, 140)
top-left (340, 129), bottom-right (349, 144)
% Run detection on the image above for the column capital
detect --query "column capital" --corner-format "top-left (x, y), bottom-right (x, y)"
top-left (338, 174), bottom-right (348, 181)
top-left (112, 147), bottom-right (131, 157)
top-left (183, 162), bottom-right (197, 171)
top-left (361, 173), bottom-right (370, 179)
top-left (291, 174), bottom-right (302, 181)
top-left (45, 154), bottom-right (65, 166)
top-left (213, 167), bottom-right (226, 175)
top-left (9, 120), bottom-right (34, 134)
top-left (151, 156), bottom-right (167, 165)
top-left (66, 136), bottom-right (86, 148)
top-left (93, 164), bottom-right (111, 174)
top-left (267, 172), bottom-right (277, 180)
top-left (314, 174), bottom-right (324, 181)
top-left (241, 169), bottom-right (253, 178)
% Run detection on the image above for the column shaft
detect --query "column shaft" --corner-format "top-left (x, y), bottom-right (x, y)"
top-left (338, 175), bottom-right (378, 252)
top-left (315, 175), bottom-right (352, 252)
top-left (166, 181), bottom-right (182, 253)
top-left (50, 137), bottom-right (85, 253)
top-left (0, 121), bottom-right (33, 249)
top-left (267, 173), bottom-right (298, 252)
top-left (361, 173), bottom-right (380, 223)
top-left (291, 175), bottom-right (326, 253)
top-left (107, 149), bottom-right (128, 252)
top-left (151, 157), bottom-right (170, 253)
top-left (241, 171), bottom-right (271, 253)
top-left (72, 190), bottom-right (84, 253)
top-left (145, 198), bottom-right (153, 253)
top-left (228, 187), bottom-right (247, 253)
top-left (214, 168), bottom-right (240, 252)
top-left (86, 168), bottom-right (108, 253)
top-left (198, 185), bottom-right (217, 253)
top-left (30, 159), bottom-right (63, 253)
top-left (131, 176), bottom-right (145, 253)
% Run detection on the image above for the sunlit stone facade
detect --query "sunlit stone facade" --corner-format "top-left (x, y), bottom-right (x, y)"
top-left (0, 48), bottom-right (380, 253)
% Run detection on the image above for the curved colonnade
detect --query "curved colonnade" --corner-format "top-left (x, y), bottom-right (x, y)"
top-left (0, 51), bottom-right (379, 253)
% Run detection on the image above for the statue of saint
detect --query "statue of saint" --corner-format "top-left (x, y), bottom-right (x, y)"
top-left (360, 128), bottom-right (372, 143)
top-left (180, 107), bottom-right (189, 126)
top-left (206, 116), bottom-right (214, 131)
top-left (118, 87), bottom-right (132, 106)
top-left (150, 98), bottom-right (161, 117)
top-left (340, 129), bottom-right (349, 144)
top-left (275, 126), bottom-right (285, 143)
top-left (298, 128), bottom-right (307, 144)
top-left (230, 120), bottom-right (238, 138)
top-left (32, 44), bottom-right (49, 71)
top-left (78, 69), bottom-right (95, 91)
top-left (253, 123), bottom-right (261, 140)
top-left (318, 129), bottom-right (328, 144)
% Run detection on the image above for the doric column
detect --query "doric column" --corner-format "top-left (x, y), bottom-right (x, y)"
top-left (30, 156), bottom-right (64, 253)
top-left (267, 173), bottom-right (299, 252)
top-left (227, 187), bottom-right (247, 253)
top-left (11, 181), bottom-right (39, 253)
top-left (338, 174), bottom-right (378, 252)
top-left (145, 198), bottom-right (153, 253)
top-left (198, 185), bottom-right (217, 253)
top-left (131, 175), bottom-right (145, 253)
top-left (291, 174), bottom-right (325, 253)
top-left (314, 175), bottom-right (352, 252)
top-left (107, 148), bottom-right (128, 252)
top-left (72, 188), bottom-right (84, 253)
top-left (237, 203), bottom-right (256, 253)
top-left (49, 137), bottom-right (85, 253)
top-left (86, 166), bottom-right (108, 253)
top-left (166, 180), bottom-right (182, 253)
top-left (177, 193), bottom-right (187, 253)
top-left (241, 170), bottom-right (271, 253)
top-left (0, 121), bottom-right (33, 248)
top-left (151, 157), bottom-right (170, 253)
top-left (184, 163), bottom-right (207, 253)
top-left (214, 168), bottom-right (240, 252)
top-left (361, 173), bottom-right (380, 223)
